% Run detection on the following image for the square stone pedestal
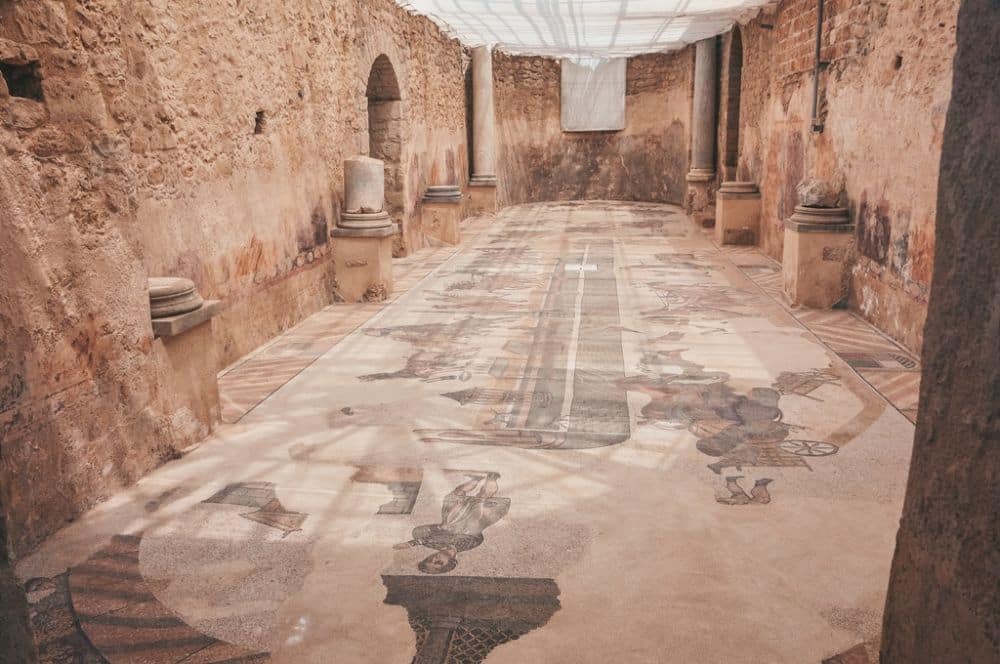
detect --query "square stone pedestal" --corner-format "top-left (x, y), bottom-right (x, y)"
top-left (421, 200), bottom-right (463, 246)
top-left (331, 225), bottom-right (398, 302)
top-left (685, 169), bottom-right (715, 216)
top-left (152, 301), bottom-right (222, 436)
top-left (715, 185), bottom-right (761, 245)
top-left (466, 182), bottom-right (497, 216)
top-left (782, 219), bottom-right (855, 308)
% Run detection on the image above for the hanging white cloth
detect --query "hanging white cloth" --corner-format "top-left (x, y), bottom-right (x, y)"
top-left (395, 1), bottom-right (775, 58)
top-left (561, 58), bottom-right (626, 131)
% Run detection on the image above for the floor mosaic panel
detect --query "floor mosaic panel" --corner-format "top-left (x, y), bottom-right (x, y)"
top-left (20, 203), bottom-right (915, 663)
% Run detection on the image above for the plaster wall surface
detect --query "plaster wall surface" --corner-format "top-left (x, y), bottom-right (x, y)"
top-left (494, 51), bottom-right (692, 207)
top-left (728, 0), bottom-right (959, 353)
top-left (0, 0), bottom-right (467, 556)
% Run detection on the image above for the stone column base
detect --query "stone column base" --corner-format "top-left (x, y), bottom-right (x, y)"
top-left (467, 177), bottom-right (497, 216)
top-left (340, 210), bottom-right (392, 230)
top-left (331, 225), bottom-right (398, 302)
top-left (782, 211), bottom-right (854, 308)
top-left (715, 182), bottom-right (761, 245)
top-left (685, 169), bottom-right (715, 217)
top-left (421, 193), bottom-right (463, 246)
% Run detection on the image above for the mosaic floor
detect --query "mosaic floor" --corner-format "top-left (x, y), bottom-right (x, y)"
top-left (18, 202), bottom-right (916, 663)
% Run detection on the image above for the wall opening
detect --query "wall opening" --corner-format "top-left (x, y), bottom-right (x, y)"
top-left (724, 29), bottom-right (743, 177)
top-left (0, 61), bottom-right (44, 101)
top-left (366, 55), bottom-right (404, 222)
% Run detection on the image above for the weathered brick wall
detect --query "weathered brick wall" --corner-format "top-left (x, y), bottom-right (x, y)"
top-left (0, 0), bottom-right (467, 556)
top-left (729, 0), bottom-right (958, 352)
top-left (495, 51), bottom-right (692, 206)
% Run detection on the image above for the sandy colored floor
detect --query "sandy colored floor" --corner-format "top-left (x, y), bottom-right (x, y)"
top-left (18, 202), bottom-right (916, 663)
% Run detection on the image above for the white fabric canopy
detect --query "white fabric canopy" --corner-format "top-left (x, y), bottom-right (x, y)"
top-left (395, 1), bottom-right (775, 58)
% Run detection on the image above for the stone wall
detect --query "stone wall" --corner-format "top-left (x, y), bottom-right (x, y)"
top-left (728, 0), bottom-right (959, 352)
top-left (494, 51), bottom-right (692, 207)
top-left (0, 0), bottom-right (466, 556)
top-left (881, 1), bottom-right (999, 658)
top-left (130, 0), bottom-right (468, 365)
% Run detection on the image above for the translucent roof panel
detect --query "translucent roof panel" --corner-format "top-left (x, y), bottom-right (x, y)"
top-left (395, 1), bottom-right (775, 58)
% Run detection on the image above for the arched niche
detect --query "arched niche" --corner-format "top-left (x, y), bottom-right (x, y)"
top-left (366, 54), bottom-right (405, 224)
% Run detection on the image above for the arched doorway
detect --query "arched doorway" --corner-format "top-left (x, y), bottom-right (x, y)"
top-left (724, 29), bottom-right (743, 180)
top-left (366, 55), bottom-right (404, 224)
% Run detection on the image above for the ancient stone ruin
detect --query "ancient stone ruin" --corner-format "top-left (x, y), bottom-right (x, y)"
top-left (1, 1), bottom-right (996, 663)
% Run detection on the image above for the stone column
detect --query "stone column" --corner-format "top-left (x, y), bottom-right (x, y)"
top-left (468, 46), bottom-right (498, 214)
top-left (686, 37), bottom-right (718, 216)
top-left (471, 46), bottom-right (496, 184)
top-left (340, 156), bottom-right (391, 229)
top-left (332, 156), bottom-right (399, 302)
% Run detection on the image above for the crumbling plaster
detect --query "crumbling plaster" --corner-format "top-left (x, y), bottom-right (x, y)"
top-left (727, 0), bottom-right (958, 352)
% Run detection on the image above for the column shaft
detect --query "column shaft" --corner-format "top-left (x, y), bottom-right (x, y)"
top-left (471, 46), bottom-right (497, 183)
top-left (690, 37), bottom-right (718, 175)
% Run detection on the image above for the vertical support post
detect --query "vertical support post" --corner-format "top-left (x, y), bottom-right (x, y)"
top-left (470, 46), bottom-right (497, 186)
top-left (686, 37), bottom-right (718, 217)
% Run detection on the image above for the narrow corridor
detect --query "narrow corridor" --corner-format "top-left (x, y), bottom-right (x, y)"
top-left (18, 203), bottom-right (916, 663)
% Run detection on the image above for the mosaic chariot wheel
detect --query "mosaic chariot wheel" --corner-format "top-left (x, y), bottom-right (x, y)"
top-left (778, 439), bottom-right (840, 457)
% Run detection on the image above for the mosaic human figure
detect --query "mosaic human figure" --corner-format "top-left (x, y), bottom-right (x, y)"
top-left (695, 387), bottom-right (790, 474)
top-left (619, 351), bottom-right (824, 504)
top-left (717, 476), bottom-right (773, 506)
top-left (394, 472), bottom-right (510, 574)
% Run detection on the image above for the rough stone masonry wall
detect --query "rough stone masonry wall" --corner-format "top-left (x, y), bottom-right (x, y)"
top-left (132, 1), bottom-right (468, 365)
top-left (0, 0), bottom-right (466, 556)
top-left (728, 0), bottom-right (959, 352)
top-left (494, 51), bottom-right (692, 207)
